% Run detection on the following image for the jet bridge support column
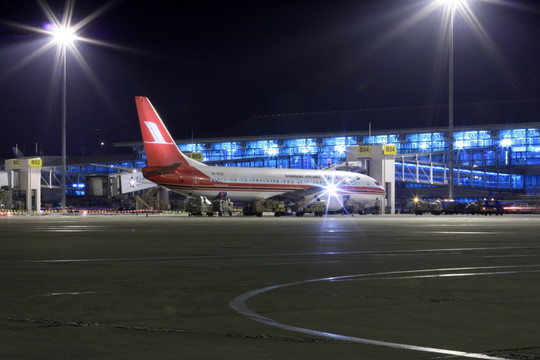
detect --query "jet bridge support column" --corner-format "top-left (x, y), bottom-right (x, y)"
top-left (5, 158), bottom-right (42, 212)
top-left (347, 145), bottom-right (395, 214)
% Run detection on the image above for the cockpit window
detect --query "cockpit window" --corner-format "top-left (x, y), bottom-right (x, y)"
top-left (374, 181), bottom-right (380, 186)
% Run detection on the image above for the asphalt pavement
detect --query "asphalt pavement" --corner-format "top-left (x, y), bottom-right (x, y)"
top-left (1, 213), bottom-right (539, 359)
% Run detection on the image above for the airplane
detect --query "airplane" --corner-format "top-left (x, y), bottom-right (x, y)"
top-left (135, 96), bottom-right (386, 215)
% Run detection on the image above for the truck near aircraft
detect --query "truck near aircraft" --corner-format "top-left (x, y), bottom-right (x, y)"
top-left (185, 197), bottom-right (234, 216)
top-left (412, 198), bottom-right (442, 215)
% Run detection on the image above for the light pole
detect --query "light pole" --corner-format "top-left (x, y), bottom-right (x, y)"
top-left (448, 2), bottom-right (455, 200)
top-left (437, 0), bottom-right (466, 200)
top-left (50, 25), bottom-right (77, 210)
top-left (5, 3), bottom-right (111, 210)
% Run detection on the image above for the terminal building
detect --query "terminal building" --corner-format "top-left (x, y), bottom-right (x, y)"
top-left (1, 100), bottom-right (540, 212)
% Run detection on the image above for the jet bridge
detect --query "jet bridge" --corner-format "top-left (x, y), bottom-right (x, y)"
top-left (4, 158), bottom-right (42, 211)
top-left (394, 152), bottom-right (522, 191)
top-left (2, 158), bottom-right (157, 211)
top-left (347, 145), bottom-right (396, 214)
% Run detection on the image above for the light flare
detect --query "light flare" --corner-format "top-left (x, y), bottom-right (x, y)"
top-left (0, 0), bottom-right (130, 132)
top-left (431, 0), bottom-right (527, 99)
top-left (49, 25), bottom-right (78, 46)
top-left (435, 0), bottom-right (468, 9)
top-left (317, 172), bottom-right (353, 214)
top-left (333, 0), bottom-right (531, 105)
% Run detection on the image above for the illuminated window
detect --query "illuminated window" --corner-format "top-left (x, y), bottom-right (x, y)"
top-left (267, 146), bottom-right (279, 156)
top-left (527, 128), bottom-right (540, 138)
top-left (500, 138), bottom-right (512, 147)
top-left (387, 135), bottom-right (400, 143)
top-left (432, 132), bottom-right (444, 141)
top-left (463, 131), bottom-right (478, 140)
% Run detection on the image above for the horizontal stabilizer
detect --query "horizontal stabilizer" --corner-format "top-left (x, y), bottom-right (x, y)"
top-left (144, 161), bottom-right (183, 175)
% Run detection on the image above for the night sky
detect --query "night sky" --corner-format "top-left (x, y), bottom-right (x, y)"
top-left (0, 0), bottom-right (539, 159)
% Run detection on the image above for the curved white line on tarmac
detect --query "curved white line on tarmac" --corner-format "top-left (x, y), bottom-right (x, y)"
top-left (230, 265), bottom-right (540, 360)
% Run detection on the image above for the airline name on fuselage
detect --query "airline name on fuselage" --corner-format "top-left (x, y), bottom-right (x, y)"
top-left (211, 172), bottom-right (323, 180)
top-left (285, 174), bottom-right (322, 179)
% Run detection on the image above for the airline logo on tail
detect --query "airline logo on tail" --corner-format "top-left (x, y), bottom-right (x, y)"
top-left (136, 96), bottom-right (187, 168)
top-left (143, 121), bottom-right (174, 145)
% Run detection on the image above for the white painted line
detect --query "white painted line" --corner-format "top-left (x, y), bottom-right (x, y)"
top-left (39, 291), bottom-right (112, 297)
top-left (231, 265), bottom-right (540, 360)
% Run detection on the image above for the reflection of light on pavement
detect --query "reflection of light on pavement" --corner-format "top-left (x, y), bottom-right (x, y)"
top-left (414, 231), bottom-right (496, 235)
top-left (231, 265), bottom-right (540, 360)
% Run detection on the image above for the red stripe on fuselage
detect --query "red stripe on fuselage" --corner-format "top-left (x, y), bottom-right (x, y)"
top-left (151, 181), bottom-right (385, 196)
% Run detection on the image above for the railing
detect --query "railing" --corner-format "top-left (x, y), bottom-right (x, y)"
top-left (395, 153), bottom-right (523, 190)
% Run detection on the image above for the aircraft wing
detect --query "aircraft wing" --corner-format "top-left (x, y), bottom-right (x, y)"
top-left (269, 185), bottom-right (325, 204)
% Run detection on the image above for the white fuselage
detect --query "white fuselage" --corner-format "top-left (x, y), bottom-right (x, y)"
top-left (154, 160), bottom-right (385, 212)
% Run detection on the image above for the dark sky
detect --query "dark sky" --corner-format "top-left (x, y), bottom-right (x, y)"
top-left (0, 0), bottom-right (539, 158)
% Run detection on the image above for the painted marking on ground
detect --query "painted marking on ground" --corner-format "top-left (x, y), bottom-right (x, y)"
top-left (231, 265), bottom-right (540, 360)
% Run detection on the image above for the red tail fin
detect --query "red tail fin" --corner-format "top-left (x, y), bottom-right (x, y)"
top-left (135, 96), bottom-right (187, 167)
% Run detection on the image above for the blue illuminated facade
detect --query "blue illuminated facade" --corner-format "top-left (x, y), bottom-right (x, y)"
top-left (364, 128), bottom-right (540, 167)
top-left (177, 136), bottom-right (358, 169)
top-left (113, 122), bottom-right (540, 196)
top-left (167, 127), bottom-right (540, 169)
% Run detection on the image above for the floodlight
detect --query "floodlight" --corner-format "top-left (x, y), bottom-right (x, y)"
top-left (50, 25), bottom-right (77, 46)
top-left (436, 0), bottom-right (466, 8)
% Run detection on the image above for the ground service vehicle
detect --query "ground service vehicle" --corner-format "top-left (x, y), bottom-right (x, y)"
top-left (210, 199), bottom-right (234, 216)
top-left (480, 200), bottom-right (504, 215)
top-left (185, 197), bottom-right (234, 216)
top-left (464, 201), bottom-right (481, 214)
top-left (503, 203), bottom-right (536, 214)
top-left (466, 200), bottom-right (503, 215)
top-left (243, 199), bottom-right (289, 217)
top-left (413, 198), bottom-right (442, 215)
top-left (295, 200), bottom-right (326, 217)
top-left (439, 201), bottom-right (467, 214)
top-left (185, 196), bottom-right (213, 216)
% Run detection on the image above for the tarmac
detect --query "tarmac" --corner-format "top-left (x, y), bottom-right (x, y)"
top-left (1, 213), bottom-right (539, 359)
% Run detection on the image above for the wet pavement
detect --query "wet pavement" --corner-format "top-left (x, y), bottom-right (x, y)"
top-left (1, 214), bottom-right (539, 359)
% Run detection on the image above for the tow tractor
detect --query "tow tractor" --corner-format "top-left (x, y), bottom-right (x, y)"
top-left (294, 200), bottom-right (326, 217)
top-left (185, 196), bottom-right (213, 216)
top-left (243, 199), bottom-right (289, 217)
top-left (412, 198), bottom-right (442, 215)
top-left (185, 196), bottom-right (234, 216)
